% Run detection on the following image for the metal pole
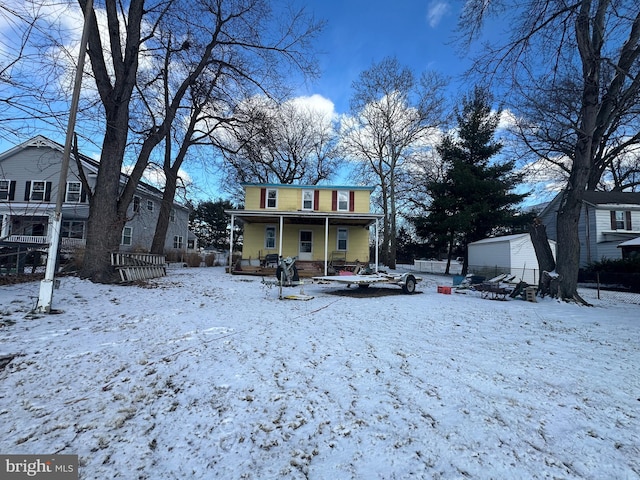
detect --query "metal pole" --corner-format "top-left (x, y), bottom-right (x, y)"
top-left (36, 0), bottom-right (93, 313)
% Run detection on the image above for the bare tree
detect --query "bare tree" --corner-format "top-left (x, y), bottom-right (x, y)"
top-left (216, 94), bottom-right (340, 189)
top-left (459, 0), bottom-right (640, 301)
top-left (342, 57), bottom-right (446, 269)
top-left (75, 0), bottom-right (321, 282)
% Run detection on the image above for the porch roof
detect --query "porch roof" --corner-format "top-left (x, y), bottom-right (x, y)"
top-left (225, 209), bottom-right (383, 228)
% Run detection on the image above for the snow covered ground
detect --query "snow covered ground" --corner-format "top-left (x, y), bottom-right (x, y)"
top-left (1, 266), bottom-right (638, 479)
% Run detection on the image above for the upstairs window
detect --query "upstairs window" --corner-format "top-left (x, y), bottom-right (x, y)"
top-left (0, 180), bottom-right (11, 200)
top-left (611, 211), bottom-right (632, 230)
top-left (302, 190), bottom-right (314, 210)
top-left (266, 188), bottom-right (277, 208)
top-left (121, 226), bottom-right (132, 246)
top-left (147, 200), bottom-right (154, 212)
top-left (337, 190), bottom-right (349, 211)
top-left (66, 181), bottom-right (82, 203)
top-left (24, 181), bottom-right (51, 202)
top-left (133, 196), bottom-right (141, 213)
top-left (170, 209), bottom-right (176, 223)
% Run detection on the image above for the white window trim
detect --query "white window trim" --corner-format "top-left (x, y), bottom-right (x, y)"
top-left (266, 188), bottom-right (278, 209)
top-left (302, 190), bottom-right (314, 210)
top-left (265, 225), bottom-right (277, 249)
top-left (337, 190), bottom-right (349, 212)
top-left (30, 180), bottom-right (46, 201)
top-left (0, 180), bottom-right (9, 200)
top-left (66, 181), bottom-right (82, 203)
top-left (121, 226), bottom-right (133, 246)
top-left (337, 227), bottom-right (349, 251)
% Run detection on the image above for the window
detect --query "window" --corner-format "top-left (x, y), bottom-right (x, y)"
top-left (337, 228), bottom-right (348, 251)
top-left (147, 200), bottom-right (154, 211)
top-left (0, 180), bottom-right (10, 200)
top-left (611, 210), bottom-right (632, 230)
top-left (169, 209), bottom-right (176, 223)
top-left (302, 190), bottom-right (314, 210)
top-left (121, 226), bottom-right (132, 246)
top-left (62, 221), bottom-right (85, 239)
top-left (337, 190), bottom-right (349, 211)
top-left (66, 181), bottom-right (82, 203)
top-left (133, 196), bottom-right (141, 213)
top-left (30, 181), bottom-right (46, 201)
top-left (266, 188), bottom-right (277, 208)
top-left (173, 235), bottom-right (184, 249)
top-left (265, 226), bottom-right (276, 249)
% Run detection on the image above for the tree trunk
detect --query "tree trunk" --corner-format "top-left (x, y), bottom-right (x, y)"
top-left (150, 167), bottom-right (179, 255)
top-left (528, 219), bottom-right (556, 295)
top-left (81, 110), bottom-right (130, 283)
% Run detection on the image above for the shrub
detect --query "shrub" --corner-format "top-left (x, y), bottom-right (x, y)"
top-left (204, 253), bottom-right (216, 267)
top-left (185, 253), bottom-right (202, 267)
top-left (583, 257), bottom-right (640, 274)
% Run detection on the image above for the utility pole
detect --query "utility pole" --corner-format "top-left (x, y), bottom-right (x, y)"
top-left (35, 0), bottom-right (93, 313)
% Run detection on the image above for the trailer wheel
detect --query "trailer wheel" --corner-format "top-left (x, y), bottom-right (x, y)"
top-left (402, 274), bottom-right (417, 294)
top-left (276, 265), bottom-right (299, 282)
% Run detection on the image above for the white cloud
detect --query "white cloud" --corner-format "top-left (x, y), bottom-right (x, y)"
top-left (426, 1), bottom-right (451, 28)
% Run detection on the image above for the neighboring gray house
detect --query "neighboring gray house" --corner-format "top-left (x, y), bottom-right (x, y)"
top-left (468, 233), bottom-right (556, 285)
top-left (539, 191), bottom-right (640, 267)
top-left (0, 135), bottom-right (193, 256)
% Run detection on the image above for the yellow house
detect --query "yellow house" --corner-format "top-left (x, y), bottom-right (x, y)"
top-left (227, 183), bottom-right (382, 275)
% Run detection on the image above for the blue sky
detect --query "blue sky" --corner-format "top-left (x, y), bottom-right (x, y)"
top-left (297, 0), bottom-right (470, 114)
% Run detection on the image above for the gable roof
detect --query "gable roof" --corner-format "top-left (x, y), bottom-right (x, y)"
top-left (582, 191), bottom-right (640, 206)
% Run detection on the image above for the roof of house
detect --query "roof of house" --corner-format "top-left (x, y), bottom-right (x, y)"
top-left (469, 233), bottom-right (555, 246)
top-left (582, 191), bottom-right (640, 206)
top-left (618, 236), bottom-right (640, 247)
top-left (241, 182), bottom-right (375, 191)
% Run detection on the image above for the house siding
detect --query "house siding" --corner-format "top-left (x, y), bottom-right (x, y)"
top-left (242, 223), bottom-right (370, 262)
top-left (244, 185), bottom-right (371, 213)
top-left (1, 137), bottom-right (191, 254)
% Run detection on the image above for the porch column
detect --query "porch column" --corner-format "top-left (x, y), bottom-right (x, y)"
top-left (278, 215), bottom-right (284, 257)
top-left (324, 216), bottom-right (329, 275)
top-left (229, 214), bottom-right (235, 274)
top-left (0, 214), bottom-right (8, 238)
top-left (375, 218), bottom-right (379, 273)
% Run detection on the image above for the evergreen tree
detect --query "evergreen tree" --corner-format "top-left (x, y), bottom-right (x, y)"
top-left (412, 87), bottom-right (529, 274)
top-left (190, 199), bottom-right (237, 250)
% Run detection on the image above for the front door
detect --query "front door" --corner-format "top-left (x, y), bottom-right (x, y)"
top-left (299, 230), bottom-right (313, 261)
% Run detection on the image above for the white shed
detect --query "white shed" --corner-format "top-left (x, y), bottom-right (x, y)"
top-left (468, 233), bottom-right (556, 284)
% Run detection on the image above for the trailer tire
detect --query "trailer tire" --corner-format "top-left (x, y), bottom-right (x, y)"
top-left (402, 274), bottom-right (417, 294)
top-left (276, 265), bottom-right (299, 282)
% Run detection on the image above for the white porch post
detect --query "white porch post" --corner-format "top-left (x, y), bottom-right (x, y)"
top-left (229, 214), bottom-right (235, 274)
top-left (324, 216), bottom-right (329, 275)
top-left (375, 218), bottom-right (379, 273)
top-left (278, 215), bottom-right (284, 257)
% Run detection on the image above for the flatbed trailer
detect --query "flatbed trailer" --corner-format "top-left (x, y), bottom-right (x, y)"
top-left (313, 272), bottom-right (421, 294)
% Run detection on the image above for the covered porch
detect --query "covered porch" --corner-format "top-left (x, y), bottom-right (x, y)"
top-left (227, 209), bottom-right (383, 276)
